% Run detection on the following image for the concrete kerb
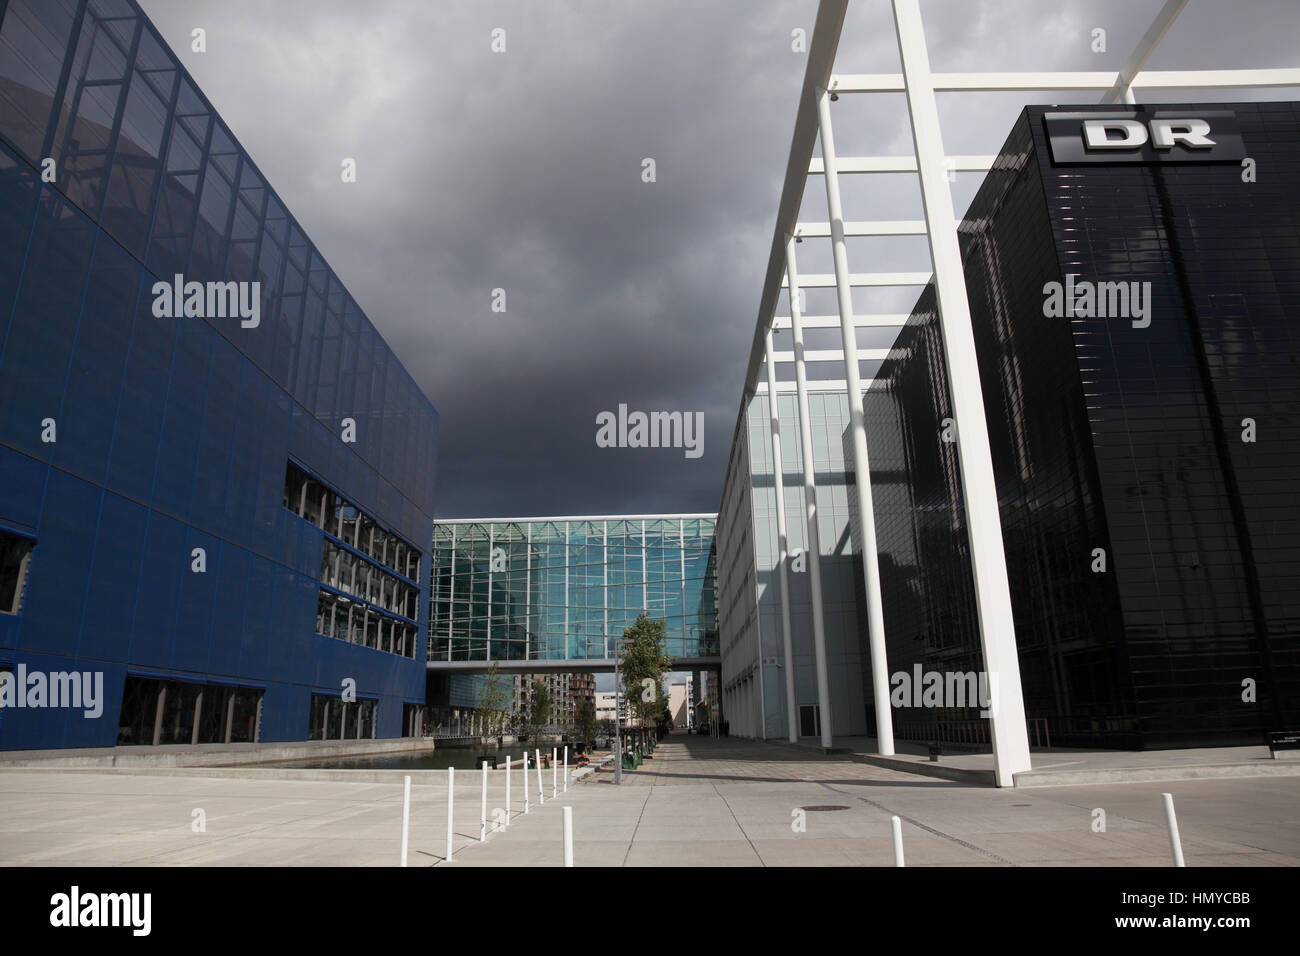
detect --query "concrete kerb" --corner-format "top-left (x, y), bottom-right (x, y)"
top-left (756, 735), bottom-right (1300, 788)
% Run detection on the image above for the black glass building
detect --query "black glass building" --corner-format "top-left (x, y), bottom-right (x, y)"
top-left (860, 102), bottom-right (1300, 749)
top-left (0, 0), bottom-right (438, 749)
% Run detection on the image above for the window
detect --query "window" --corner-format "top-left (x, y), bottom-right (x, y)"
top-left (0, 531), bottom-right (34, 615)
top-left (118, 676), bottom-right (262, 745)
top-left (309, 693), bottom-right (376, 740)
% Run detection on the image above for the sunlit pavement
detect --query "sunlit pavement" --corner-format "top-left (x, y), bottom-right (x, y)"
top-left (1, 734), bottom-right (1296, 866)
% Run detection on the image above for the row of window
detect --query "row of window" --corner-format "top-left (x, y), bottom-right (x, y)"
top-left (285, 462), bottom-right (419, 581)
top-left (308, 693), bottom-right (377, 741)
top-left (315, 590), bottom-right (419, 659)
top-left (322, 539), bottom-right (419, 620)
top-left (117, 675), bottom-right (263, 746)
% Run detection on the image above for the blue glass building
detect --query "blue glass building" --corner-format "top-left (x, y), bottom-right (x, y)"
top-left (0, 0), bottom-right (438, 749)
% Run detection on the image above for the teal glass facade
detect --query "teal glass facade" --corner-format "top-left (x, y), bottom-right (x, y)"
top-left (430, 517), bottom-right (718, 663)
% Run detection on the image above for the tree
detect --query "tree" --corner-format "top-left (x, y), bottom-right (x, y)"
top-left (522, 677), bottom-right (551, 743)
top-left (573, 694), bottom-right (598, 749)
top-left (476, 663), bottom-right (512, 738)
top-left (619, 612), bottom-right (672, 729)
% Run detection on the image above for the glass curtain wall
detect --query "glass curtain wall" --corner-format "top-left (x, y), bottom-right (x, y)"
top-left (430, 518), bottom-right (718, 663)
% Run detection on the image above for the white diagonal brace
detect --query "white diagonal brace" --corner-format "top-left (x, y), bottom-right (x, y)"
top-left (894, 0), bottom-right (1031, 787)
top-left (1102, 0), bottom-right (1189, 104)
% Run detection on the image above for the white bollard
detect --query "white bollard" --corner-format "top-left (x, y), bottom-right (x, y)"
top-left (480, 761), bottom-right (488, 842)
top-left (446, 766), bottom-right (455, 863)
top-left (1162, 792), bottom-right (1185, 867)
top-left (505, 755), bottom-right (511, 826)
top-left (562, 805), bottom-right (574, 868)
top-left (536, 749), bottom-right (544, 805)
top-left (523, 751), bottom-right (529, 814)
top-left (552, 747), bottom-right (558, 798)
top-left (891, 815), bottom-right (904, 867)
top-left (400, 775), bottom-right (411, 867)
top-left (563, 746), bottom-right (569, 793)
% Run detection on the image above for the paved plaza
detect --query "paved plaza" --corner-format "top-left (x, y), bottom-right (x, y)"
top-left (1, 734), bottom-right (1297, 866)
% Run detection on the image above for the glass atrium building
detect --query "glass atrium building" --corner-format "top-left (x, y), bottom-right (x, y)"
top-left (0, 0), bottom-right (438, 749)
top-left (430, 516), bottom-right (718, 665)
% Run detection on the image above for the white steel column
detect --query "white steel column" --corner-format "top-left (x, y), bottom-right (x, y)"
top-left (764, 329), bottom-right (799, 743)
top-left (525, 524), bottom-right (532, 661)
top-left (487, 524), bottom-right (494, 662)
top-left (785, 234), bottom-right (834, 749)
top-left (893, 0), bottom-right (1030, 786)
top-left (815, 87), bottom-right (895, 755)
top-left (447, 526), bottom-right (455, 661)
top-left (603, 520), bottom-right (609, 658)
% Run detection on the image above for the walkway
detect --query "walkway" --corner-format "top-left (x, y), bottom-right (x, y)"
top-left (2, 735), bottom-right (1296, 866)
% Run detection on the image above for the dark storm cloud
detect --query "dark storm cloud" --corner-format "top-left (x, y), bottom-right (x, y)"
top-left (139, 0), bottom-right (1300, 519)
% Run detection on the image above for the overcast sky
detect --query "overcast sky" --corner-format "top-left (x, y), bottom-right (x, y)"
top-left (138, 0), bottom-right (1300, 519)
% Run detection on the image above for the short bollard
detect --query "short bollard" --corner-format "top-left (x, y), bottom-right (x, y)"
top-left (445, 767), bottom-right (455, 863)
top-left (562, 806), bottom-right (574, 868)
top-left (523, 751), bottom-right (529, 814)
top-left (400, 775), bottom-right (411, 867)
top-left (891, 815), bottom-right (904, 867)
top-left (536, 749), bottom-right (544, 805)
top-left (480, 761), bottom-right (488, 842)
top-left (563, 746), bottom-right (569, 793)
top-left (552, 747), bottom-right (558, 798)
top-left (1162, 792), bottom-right (1185, 867)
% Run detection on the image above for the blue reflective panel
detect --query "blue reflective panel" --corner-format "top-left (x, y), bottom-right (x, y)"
top-left (107, 273), bottom-right (175, 502)
top-left (223, 362), bottom-right (266, 548)
top-left (189, 336), bottom-right (240, 523)
top-left (292, 284), bottom-right (324, 402)
top-left (0, 1), bottom-right (81, 160)
top-left (99, 62), bottom-right (171, 258)
top-left (238, 553), bottom-right (274, 680)
top-left (207, 541), bottom-right (248, 676)
top-left (151, 315), bottom-right (213, 521)
top-left (0, 189), bottom-right (94, 461)
top-left (188, 140), bottom-right (235, 281)
top-left (50, 9), bottom-right (134, 220)
top-left (80, 489), bottom-right (147, 663)
top-left (0, 140), bottom-right (41, 352)
top-left (20, 468), bottom-right (99, 655)
top-left (147, 106), bottom-right (206, 278)
top-left (172, 526), bottom-right (218, 672)
top-left (54, 236), bottom-right (138, 484)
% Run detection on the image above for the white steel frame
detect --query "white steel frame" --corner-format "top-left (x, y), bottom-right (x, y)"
top-left (744, 0), bottom-right (1300, 784)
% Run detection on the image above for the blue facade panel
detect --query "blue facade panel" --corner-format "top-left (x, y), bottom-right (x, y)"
top-left (0, 0), bottom-right (438, 749)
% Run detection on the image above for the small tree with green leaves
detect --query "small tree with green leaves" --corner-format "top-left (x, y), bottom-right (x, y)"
top-left (573, 694), bottom-right (598, 750)
top-left (476, 663), bottom-right (512, 738)
top-left (619, 612), bottom-right (672, 729)
top-left (522, 677), bottom-right (551, 743)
